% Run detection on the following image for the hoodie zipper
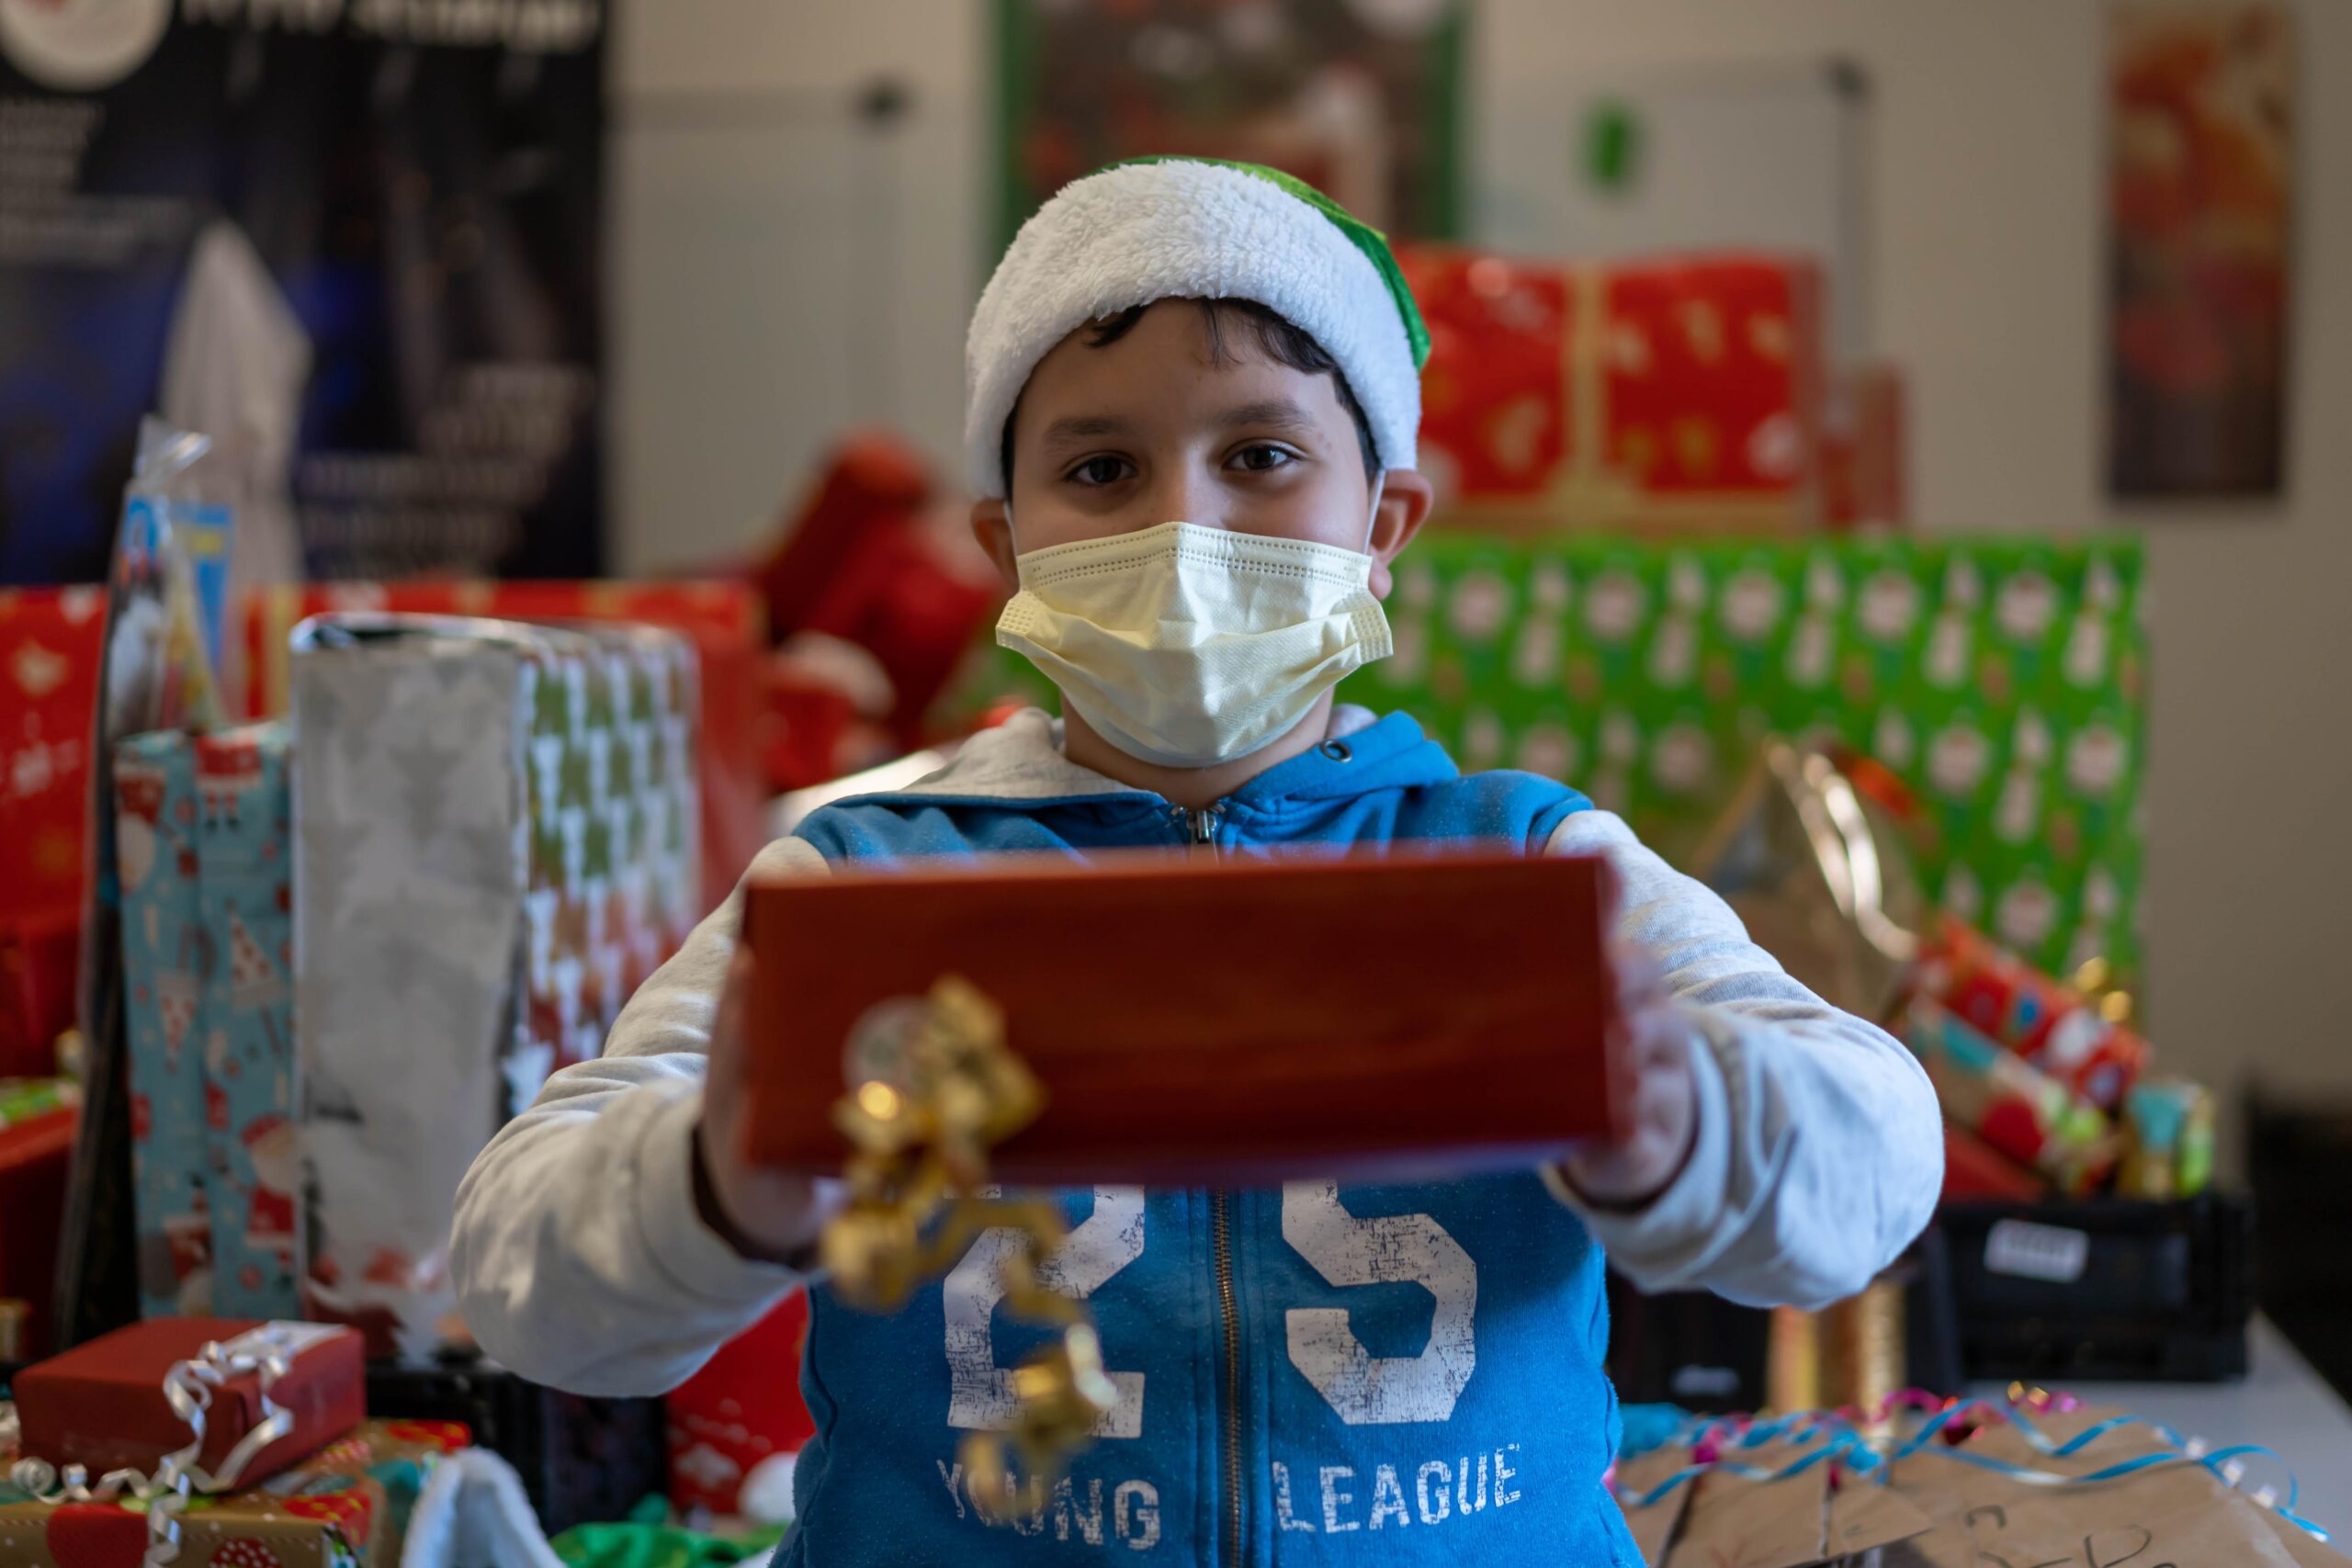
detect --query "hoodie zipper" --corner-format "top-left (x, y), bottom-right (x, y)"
top-left (1175, 804), bottom-right (1223, 859)
top-left (1170, 804), bottom-right (1242, 1562)
top-left (1211, 1190), bottom-right (1243, 1566)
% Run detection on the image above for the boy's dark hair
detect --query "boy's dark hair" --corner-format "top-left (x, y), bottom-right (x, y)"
top-left (1000, 298), bottom-right (1380, 490)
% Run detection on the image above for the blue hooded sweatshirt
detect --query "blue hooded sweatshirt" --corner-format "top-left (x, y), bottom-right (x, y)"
top-left (452, 705), bottom-right (1944, 1568)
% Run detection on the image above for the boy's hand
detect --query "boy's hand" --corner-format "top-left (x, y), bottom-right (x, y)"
top-left (695, 944), bottom-right (845, 1263)
top-left (1559, 944), bottom-right (1700, 1209)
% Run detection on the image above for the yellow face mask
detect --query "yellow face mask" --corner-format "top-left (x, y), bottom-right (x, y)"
top-left (995, 506), bottom-right (1394, 770)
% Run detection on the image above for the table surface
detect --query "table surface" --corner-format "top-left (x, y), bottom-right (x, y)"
top-left (1970, 1315), bottom-right (2352, 1539)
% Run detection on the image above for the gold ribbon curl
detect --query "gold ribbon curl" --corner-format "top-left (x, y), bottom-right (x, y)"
top-left (820, 976), bottom-right (1118, 1523)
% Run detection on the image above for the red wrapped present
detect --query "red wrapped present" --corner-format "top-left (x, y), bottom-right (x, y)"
top-left (1917, 918), bottom-right (2149, 1111)
top-left (15, 1319), bottom-right (364, 1485)
top-left (239, 580), bottom-right (764, 910)
top-left (0, 1417), bottom-right (469, 1568)
top-left (1398, 246), bottom-right (1825, 534)
top-left (1940, 1123), bottom-right (2049, 1202)
top-left (1823, 362), bottom-right (1907, 530)
top-left (0, 586), bottom-right (108, 1077)
top-left (666, 1291), bottom-right (816, 1516)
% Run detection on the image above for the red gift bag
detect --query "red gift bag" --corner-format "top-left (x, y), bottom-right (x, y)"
top-left (0, 587), bottom-right (108, 1077)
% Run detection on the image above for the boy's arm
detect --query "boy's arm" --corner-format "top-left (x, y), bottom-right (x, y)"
top-left (450, 836), bottom-right (831, 1396)
top-left (1542, 809), bottom-right (1943, 1309)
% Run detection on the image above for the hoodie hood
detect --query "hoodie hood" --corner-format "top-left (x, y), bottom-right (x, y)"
top-left (890, 705), bottom-right (1460, 811)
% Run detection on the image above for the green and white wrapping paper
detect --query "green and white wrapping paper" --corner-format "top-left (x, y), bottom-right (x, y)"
top-left (944, 534), bottom-right (2147, 990)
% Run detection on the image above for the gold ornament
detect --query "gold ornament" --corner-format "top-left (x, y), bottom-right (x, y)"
top-left (820, 976), bottom-right (1114, 1522)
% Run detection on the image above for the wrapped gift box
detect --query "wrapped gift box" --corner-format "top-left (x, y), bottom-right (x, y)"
top-left (292, 615), bottom-right (699, 1356)
top-left (1905, 998), bottom-right (2116, 1196)
top-left (193, 726), bottom-right (301, 1318)
top-left (1823, 362), bottom-right (1907, 530)
top-left (2119, 1079), bottom-right (2216, 1201)
top-left (14, 1318), bottom-right (363, 1483)
top-left (0, 1417), bottom-right (468, 1568)
top-left (1398, 246), bottom-right (1825, 533)
top-left (0, 587), bottom-right (108, 1078)
top-left (243, 580), bottom-right (758, 912)
top-left (942, 533), bottom-right (2151, 992)
top-left (1916, 917), bottom-right (2148, 1111)
top-left (114, 731), bottom-right (218, 1320)
top-left (115, 725), bottom-right (302, 1322)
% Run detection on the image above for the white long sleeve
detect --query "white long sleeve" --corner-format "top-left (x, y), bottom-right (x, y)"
top-left (452, 798), bottom-right (1944, 1395)
top-left (449, 836), bottom-right (831, 1396)
top-left (1542, 809), bottom-right (1943, 1308)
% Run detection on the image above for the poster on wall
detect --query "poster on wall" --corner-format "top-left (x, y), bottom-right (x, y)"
top-left (994, 0), bottom-right (1464, 247)
top-left (2107, 3), bottom-right (2293, 500)
top-left (0, 0), bottom-right (604, 588)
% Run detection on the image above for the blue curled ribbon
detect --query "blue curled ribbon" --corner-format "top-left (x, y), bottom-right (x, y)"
top-left (1611, 1396), bottom-right (2333, 1544)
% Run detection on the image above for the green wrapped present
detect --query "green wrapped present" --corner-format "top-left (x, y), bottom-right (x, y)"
top-left (939, 533), bottom-right (2147, 992)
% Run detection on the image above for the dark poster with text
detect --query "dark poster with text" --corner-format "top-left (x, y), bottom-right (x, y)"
top-left (0, 0), bottom-right (604, 587)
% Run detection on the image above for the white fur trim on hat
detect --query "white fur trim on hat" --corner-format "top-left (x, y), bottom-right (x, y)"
top-left (965, 160), bottom-right (1420, 499)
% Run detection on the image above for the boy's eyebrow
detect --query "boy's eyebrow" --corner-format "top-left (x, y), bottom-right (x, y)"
top-left (1217, 398), bottom-right (1318, 436)
top-left (1036, 399), bottom-right (1318, 452)
top-left (1038, 414), bottom-right (1134, 450)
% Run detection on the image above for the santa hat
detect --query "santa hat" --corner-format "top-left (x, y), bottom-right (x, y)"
top-left (243, 1113), bottom-right (290, 1147)
top-left (964, 157), bottom-right (1429, 500)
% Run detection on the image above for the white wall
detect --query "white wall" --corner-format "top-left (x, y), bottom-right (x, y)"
top-left (609, 1), bottom-right (2352, 1115)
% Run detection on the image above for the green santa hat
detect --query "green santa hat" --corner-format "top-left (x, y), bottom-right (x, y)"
top-left (965, 157), bottom-right (1430, 500)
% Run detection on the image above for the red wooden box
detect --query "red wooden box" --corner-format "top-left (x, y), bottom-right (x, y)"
top-left (741, 852), bottom-right (1624, 1185)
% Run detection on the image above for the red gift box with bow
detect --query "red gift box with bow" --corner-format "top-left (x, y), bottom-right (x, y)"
top-left (14, 1319), bottom-right (364, 1485)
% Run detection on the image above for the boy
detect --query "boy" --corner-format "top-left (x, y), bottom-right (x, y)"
top-left (454, 158), bottom-right (1940, 1565)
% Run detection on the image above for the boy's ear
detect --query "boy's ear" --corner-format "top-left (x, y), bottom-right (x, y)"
top-left (1367, 469), bottom-right (1435, 600)
top-left (971, 498), bottom-right (1020, 592)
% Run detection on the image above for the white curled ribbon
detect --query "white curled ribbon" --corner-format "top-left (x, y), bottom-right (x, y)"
top-left (6, 1324), bottom-right (322, 1567)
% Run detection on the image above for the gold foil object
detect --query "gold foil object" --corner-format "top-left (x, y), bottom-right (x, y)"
top-left (1690, 740), bottom-right (1925, 1021)
top-left (1766, 1278), bottom-right (1905, 1428)
top-left (820, 976), bottom-right (1112, 1523)
top-left (0, 1298), bottom-right (27, 1362)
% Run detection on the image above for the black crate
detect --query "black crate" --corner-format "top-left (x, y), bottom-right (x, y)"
top-left (1939, 1193), bottom-right (2254, 1382)
top-left (1605, 1230), bottom-right (1965, 1412)
top-left (365, 1357), bottom-right (668, 1534)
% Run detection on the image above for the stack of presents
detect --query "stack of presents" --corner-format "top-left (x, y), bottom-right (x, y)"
top-left (0, 230), bottom-right (2258, 1551)
top-left (0, 419), bottom-right (1003, 1542)
top-left (940, 241), bottom-right (2240, 1402)
top-left (1, 1318), bottom-right (469, 1568)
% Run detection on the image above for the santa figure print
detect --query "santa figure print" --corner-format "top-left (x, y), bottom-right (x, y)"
top-left (243, 1113), bottom-right (300, 1260)
top-left (197, 734), bottom-right (264, 830)
top-left (116, 754), bottom-right (167, 891)
top-left (157, 969), bottom-right (201, 1071)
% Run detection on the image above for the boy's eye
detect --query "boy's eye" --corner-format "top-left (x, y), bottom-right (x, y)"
top-left (1229, 444), bottom-right (1298, 473)
top-left (1066, 456), bottom-right (1136, 487)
